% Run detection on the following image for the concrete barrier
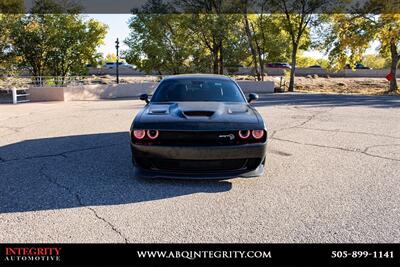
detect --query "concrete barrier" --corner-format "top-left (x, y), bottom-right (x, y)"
top-left (294, 68), bottom-right (397, 78)
top-left (29, 87), bottom-right (64, 102)
top-left (64, 85), bottom-right (104, 101)
top-left (237, 81), bottom-right (275, 93)
top-left (63, 83), bottom-right (158, 101)
top-left (339, 69), bottom-right (397, 78)
top-left (88, 66), bottom-right (400, 78)
top-left (235, 67), bottom-right (400, 78)
top-left (113, 82), bottom-right (158, 98)
top-left (29, 84), bottom-right (158, 102)
top-left (295, 68), bottom-right (327, 77)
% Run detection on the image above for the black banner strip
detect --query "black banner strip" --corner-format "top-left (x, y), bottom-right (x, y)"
top-left (0, 243), bottom-right (399, 266)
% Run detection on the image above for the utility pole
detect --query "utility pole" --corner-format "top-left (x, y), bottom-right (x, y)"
top-left (115, 38), bottom-right (120, 84)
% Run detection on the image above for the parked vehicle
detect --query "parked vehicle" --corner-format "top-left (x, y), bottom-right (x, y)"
top-left (104, 62), bottom-right (134, 69)
top-left (267, 62), bottom-right (292, 69)
top-left (308, 65), bottom-right (322, 69)
top-left (130, 74), bottom-right (268, 179)
top-left (345, 63), bottom-right (371, 70)
top-left (355, 63), bottom-right (371, 69)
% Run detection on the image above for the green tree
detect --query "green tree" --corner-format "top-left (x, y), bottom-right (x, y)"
top-left (378, 13), bottom-right (400, 92)
top-left (269, 0), bottom-right (327, 91)
top-left (319, 14), bottom-right (375, 71)
top-left (179, 0), bottom-right (247, 74)
top-left (185, 13), bottom-right (246, 74)
top-left (90, 52), bottom-right (105, 68)
top-left (12, 14), bottom-right (50, 77)
top-left (363, 54), bottom-right (390, 69)
top-left (125, 14), bottom-right (192, 75)
top-left (321, 7), bottom-right (400, 92)
top-left (125, 0), bottom-right (247, 75)
top-left (124, 0), bottom-right (193, 74)
top-left (296, 53), bottom-right (318, 67)
top-left (105, 53), bottom-right (117, 63)
top-left (241, 10), bottom-right (292, 80)
top-left (11, 3), bottom-right (107, 80)
top-left (46, 15), bottom-right (107, 78)
top-left (0, 0), bottom-right (24, 13)
top-left (0, 0), bottom-right (24, 74)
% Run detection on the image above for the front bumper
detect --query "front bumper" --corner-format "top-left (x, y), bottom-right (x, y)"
top-left (132, 142), bottom-right (266, 160)
top-left (131, 142), bottom-right (267, 179)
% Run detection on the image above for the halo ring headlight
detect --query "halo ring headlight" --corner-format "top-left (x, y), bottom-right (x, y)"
top-left (133, 129), bottom-right (146, 140)
top-left (252, 130), bottom-right (265, 139)
top-left (238, 130), bottom-right (251, 139)
top-left (147, 130), bottom-right (159, 140)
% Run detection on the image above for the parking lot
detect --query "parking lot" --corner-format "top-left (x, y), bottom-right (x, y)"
top-left (0, 93), bottom-right (399, 243)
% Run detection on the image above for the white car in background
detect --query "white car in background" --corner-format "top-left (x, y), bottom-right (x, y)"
top-left (104, 62), bottom-right (134, 69)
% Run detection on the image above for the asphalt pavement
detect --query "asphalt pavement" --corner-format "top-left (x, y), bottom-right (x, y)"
top-left (0, 93), bottom-right (399, 243)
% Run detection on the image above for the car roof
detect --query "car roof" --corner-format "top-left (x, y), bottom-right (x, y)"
top-left (162, 74), bottom-right (233, 81)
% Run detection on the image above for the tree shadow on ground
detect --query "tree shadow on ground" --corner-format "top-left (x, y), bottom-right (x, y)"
top-left (0, 132), bottom-right (232, 213)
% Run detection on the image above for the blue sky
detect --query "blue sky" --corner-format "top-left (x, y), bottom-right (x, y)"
top-left (86, 14), bottom-right (132, 56)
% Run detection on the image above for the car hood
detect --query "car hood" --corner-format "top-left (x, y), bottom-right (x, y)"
top-left (133, 102), bottom-right (264, 131)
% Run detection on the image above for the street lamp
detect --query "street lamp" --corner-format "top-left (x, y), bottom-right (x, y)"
top-left (115, 38), bottom-right (119, 84)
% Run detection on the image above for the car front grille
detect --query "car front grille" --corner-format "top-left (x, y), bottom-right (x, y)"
top-left (134, 158), bottom-right (262, 173)
top-left (157, 131), bottom-right (237, 146)
top-left (151, 159), bottom-right (247, 172)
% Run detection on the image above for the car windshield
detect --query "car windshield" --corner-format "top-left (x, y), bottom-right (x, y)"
top-left (151, 78), bottom-right (246, 103)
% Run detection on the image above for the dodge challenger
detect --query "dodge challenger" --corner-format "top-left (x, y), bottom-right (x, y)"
top-left (130, 74), bottom-right (267, 179)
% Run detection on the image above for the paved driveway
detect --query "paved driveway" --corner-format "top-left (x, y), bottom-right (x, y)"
top-left (0, 93), bottom-right (399, 243)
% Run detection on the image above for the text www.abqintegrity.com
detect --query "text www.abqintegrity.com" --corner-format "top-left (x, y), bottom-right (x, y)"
top-left (137, 250), bottom-right (272, 260)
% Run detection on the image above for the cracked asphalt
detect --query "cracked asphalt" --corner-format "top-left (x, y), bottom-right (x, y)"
top-left (0, 93), bottom-right (399, 243)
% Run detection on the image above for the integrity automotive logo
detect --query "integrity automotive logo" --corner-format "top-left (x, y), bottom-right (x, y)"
top-left (3, 247), bottom-right (62, 263)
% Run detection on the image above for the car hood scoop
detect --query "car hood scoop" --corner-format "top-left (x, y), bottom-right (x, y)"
top-left (139, 102), bottom-right (261, 130)
top-left (227, 106), bottom-right (249, 114)
top-left (148, 105), bottom-right (170, 114)
top-left (183, 110), bottom-right (215, 117)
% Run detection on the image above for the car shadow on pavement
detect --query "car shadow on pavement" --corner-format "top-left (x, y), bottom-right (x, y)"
top-left (0, 132), bottom-right (232, 214)
top-left (252, 93), bottom-right (400, 108)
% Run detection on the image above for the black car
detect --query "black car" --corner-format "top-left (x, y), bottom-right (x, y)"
top-left (345, 63), bottom-right (370, 70)
top-left (267, 62), bottom-right (292, 69)
top-left (130, 74), bottom-right (267, 179)
top-left (308, 65), bottom-right (322, 69)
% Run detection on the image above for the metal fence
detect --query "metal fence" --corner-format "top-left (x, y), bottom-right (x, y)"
top-left (0, 75), bottom-right (162, 90)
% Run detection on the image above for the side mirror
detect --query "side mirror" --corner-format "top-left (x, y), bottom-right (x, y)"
top-left (139, 93), bottom-right (149, 104)
top-left (248, 93), bottom-right (259, 103)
